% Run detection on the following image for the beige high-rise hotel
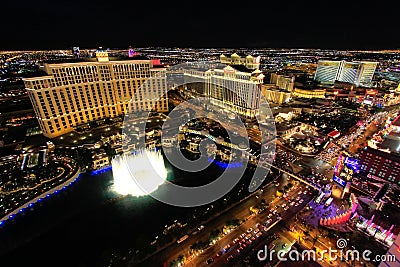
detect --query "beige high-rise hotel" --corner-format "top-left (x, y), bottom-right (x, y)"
top-left (24, 55), bottom-right (168, 138)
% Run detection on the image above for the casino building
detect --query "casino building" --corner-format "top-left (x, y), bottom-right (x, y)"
top-left (23, 52), bottom-right (168, 138)
top-left (183, 63), bottom-right (265, 120)
top-left (314, 60), bottom-right (377, 86)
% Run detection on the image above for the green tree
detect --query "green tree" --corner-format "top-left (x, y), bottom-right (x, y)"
top-left (177, 254), bottom-right (184, 264)
top-left (209, 229), bottom-right (221, 242)
top-left (190, 243), bottom-right (198, 252)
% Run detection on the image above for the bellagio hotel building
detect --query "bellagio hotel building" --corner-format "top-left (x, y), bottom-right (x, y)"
top-left (23, 55), bottom-right (168, 138)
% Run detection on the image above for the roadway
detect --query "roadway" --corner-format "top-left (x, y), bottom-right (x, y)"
top-left (133, 171), bottom-right (313, 267)
top-left (201, 185), bottom-right (316, 267)
top-left (135, 175), bottom-right (316, 267)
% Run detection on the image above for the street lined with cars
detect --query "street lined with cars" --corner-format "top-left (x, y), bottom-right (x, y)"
top-left (189, 183), bottom-right (315, 266)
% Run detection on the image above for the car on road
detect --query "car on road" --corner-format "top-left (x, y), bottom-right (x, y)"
top-left (256, 232), bottom-right (262, 238)
top-left (290, 201), bottom-right (295, 206)
top-left (223, 244), bottom-right (231, 252)
top-left (246, 228), bottom-right (253, 233)
top-left (284, 206), bottom-right (289, 211)
top-left (206, 258), bottom-right (214, 264)
top-left (233, 238), bottom-right (240, 244)
top-left (254, 228), bottom-right (260, 234)
top-left (226, 255), bottom-right (234, 262)
top-left (216, 251), bottom-right (223, 257)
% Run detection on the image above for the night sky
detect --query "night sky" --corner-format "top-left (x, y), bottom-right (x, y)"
top-left (2, 0), bottom-right (399, 50)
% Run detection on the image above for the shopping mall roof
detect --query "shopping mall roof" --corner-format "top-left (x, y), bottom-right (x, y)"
top-left (328, 130), bottom-right (340, 138)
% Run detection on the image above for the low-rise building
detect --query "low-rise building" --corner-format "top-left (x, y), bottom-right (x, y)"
top-left (92, 152), bottom-right (109, 170)
top-left (292, 88), bottom-right (326, 99)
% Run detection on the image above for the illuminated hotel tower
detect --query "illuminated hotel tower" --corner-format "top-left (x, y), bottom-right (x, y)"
top-left (314, 60), bottom-right (342, 84)
top-left (184, 64), bottom-right (264, 119)
top-left (314, 60), bottom-right (377, 86)
top-left (23, 54), bottom-right (168, 138)
top-left (357, 61), bottom-right (378, 86)
top-left (207, 66), bottom-right (264, 119)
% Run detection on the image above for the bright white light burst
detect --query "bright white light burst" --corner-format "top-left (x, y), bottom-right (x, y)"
top-left (112, 150), bottom-right (167, 196)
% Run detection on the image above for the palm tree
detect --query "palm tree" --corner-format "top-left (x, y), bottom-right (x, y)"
top-left (177, 255), bottom-right (184, 264)
top-left (190, 243), bottom-right (198, 252)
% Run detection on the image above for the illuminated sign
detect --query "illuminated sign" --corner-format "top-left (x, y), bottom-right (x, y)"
top-left (335, 154), bottom-right (344, 176)
top-left (333, 175), bottom-right (346, 187)
top-left (72, 47), bottom-right (80, 57)
top-left (152, 59), bottom-right (161, 66)
top-left (344, 157), bottom-right (359, 172)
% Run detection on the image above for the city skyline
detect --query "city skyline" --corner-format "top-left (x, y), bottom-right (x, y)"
top-left (1, 22), bottom-right (400, 266)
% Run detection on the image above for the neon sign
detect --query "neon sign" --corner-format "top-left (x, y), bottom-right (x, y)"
top-left (344, 157), bottom-right (359, 171)
top-left (335, 154), bottom-right (344, 176)
top-left (333, 175), bottom-right (346, 187)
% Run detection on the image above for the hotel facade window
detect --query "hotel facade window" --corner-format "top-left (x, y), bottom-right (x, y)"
top-left (24, 60), bottom-right (168, 138)
top-left (183, 65), bottom-right (264, 120)
top-left (359, 147), bottom-right (400, 184)
top-left (314, 60), bottom-right (377, 86)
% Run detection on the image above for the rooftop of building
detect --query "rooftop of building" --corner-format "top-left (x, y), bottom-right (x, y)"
top-left (229, 64), bottom-right (253, 73)
top-left (23, 55), bottom-right (163, 80)
top-left (221, 53), bottom-right (260, 59)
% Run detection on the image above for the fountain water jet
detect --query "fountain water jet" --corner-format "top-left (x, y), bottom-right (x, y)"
top-left (112, 150), bottom-right (167, 196)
